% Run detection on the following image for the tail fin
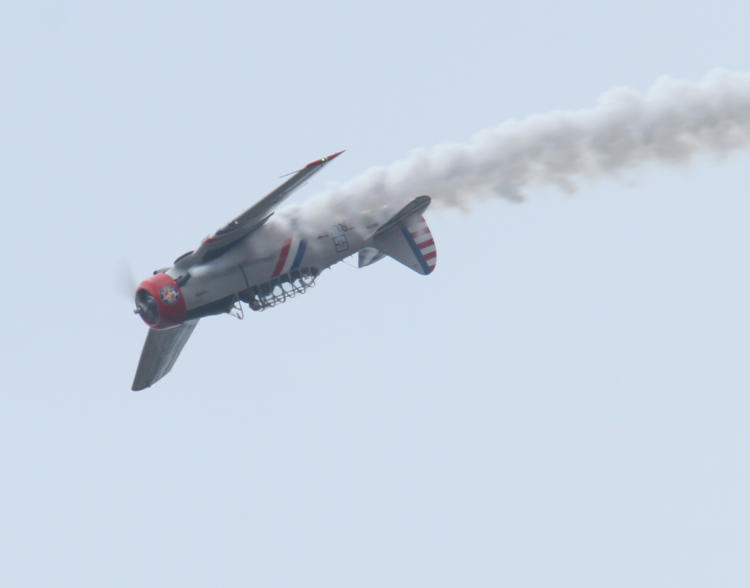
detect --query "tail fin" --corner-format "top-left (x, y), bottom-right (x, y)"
top-left (358, 196), bottom-right (436, 275)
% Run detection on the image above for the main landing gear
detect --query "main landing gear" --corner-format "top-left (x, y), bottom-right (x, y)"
top-left (238, 267), bottom-right (319, 312)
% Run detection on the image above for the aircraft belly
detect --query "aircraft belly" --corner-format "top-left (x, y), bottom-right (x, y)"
top-left (180, 267), bottom-right (243, 310)
top-left (178, 218), bottom-right (370, 313)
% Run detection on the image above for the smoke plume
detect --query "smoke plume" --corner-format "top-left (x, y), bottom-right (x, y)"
top-left (313, 70), bottom-right (750, 214)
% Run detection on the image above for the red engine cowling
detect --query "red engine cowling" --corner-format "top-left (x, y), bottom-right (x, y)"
top-left (134, 273), bottom-right (187, 329)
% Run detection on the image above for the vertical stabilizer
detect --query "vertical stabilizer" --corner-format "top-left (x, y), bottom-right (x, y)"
top-left (365, 196), bottom-right (436, 275)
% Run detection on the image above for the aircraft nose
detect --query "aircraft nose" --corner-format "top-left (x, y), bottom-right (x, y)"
top-left (133, 273), bottom-right (187, 328)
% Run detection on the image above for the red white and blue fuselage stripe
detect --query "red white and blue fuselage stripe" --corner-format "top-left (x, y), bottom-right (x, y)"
top-left (291, 239), bottom-right (307, 270)
top-left (272, 238), bottom-right (308, 278)
top-left (271, 238), bottom-right (292, 277)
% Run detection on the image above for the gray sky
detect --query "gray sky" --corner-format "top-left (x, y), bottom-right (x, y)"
top-left (2, 1), bottom-right (750, 586)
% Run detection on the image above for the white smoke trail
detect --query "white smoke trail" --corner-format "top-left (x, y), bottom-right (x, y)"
top-left (311, 69), bottom-right (750, 216)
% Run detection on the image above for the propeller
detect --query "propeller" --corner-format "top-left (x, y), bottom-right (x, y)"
top-left (116, 260), bottom-right (138, 301)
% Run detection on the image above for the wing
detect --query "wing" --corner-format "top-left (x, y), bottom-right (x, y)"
top-left (131, 320), bottom-right (199, 391)
top-left (175, 151), bottom-right (344, 268)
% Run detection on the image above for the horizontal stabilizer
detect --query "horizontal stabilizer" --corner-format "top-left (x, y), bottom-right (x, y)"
top-left (374, 195), bottom-right (431, 238)
top-left (358, 247), bottom-right (386, 268)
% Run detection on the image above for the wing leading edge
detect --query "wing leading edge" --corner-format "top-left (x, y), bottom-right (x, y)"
top-left (131, 320), bottom-right (199, 391)
top-left (175, 151), bottom-right (344, 268)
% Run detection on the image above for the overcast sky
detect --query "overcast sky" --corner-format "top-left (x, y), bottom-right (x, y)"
top-left (2, 1), bottom-right (750, 586)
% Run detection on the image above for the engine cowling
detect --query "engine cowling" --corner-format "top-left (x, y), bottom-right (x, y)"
top-left (134, 273), bottom-right (186, 329)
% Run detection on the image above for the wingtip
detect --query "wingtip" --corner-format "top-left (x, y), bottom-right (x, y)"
top-left (305, 150), bottom-right (345, 168)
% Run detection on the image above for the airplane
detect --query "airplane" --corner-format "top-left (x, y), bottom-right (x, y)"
top-left (131, 151), bottom-right (437, 390)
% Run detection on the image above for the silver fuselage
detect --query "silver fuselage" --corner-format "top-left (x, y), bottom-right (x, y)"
top-left (168, 203), bottom-right (393, 315)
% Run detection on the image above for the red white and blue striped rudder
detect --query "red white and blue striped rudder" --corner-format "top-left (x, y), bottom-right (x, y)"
top-left (403, 215), bottom-right (437, 274)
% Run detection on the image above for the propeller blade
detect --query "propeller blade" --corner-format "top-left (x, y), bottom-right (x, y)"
top-left (116, 260), bottom-right (137, 300)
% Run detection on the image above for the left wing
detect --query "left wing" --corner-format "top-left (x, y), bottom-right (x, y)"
top-left (131, 320), bottom-right (199, 391)
top-left (175, 151), bottom-right (344, 268)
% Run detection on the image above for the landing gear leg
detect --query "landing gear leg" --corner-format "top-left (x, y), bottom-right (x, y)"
top-left (229, 299), bottom-right (244, 320)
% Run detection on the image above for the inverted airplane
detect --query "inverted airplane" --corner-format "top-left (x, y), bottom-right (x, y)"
top-left (132, 151), bottom-right (437, 390)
